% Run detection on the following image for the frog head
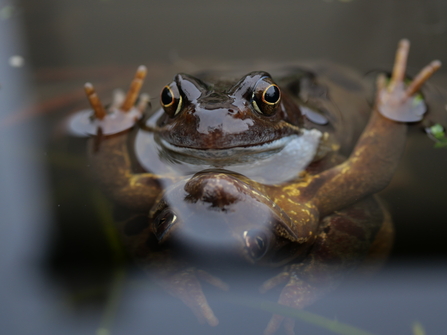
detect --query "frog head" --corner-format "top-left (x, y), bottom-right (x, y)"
top-left (155, 72), bottom-right (305, 152)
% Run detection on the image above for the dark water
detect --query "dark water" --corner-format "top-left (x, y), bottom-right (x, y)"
top-left (1, 1), bottom-right (447, 334)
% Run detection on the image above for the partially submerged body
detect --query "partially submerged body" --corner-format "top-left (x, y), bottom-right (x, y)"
top-left (73, 40), bottom-right (441, 334)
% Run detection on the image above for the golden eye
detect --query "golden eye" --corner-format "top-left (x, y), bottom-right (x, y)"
top-left (160, 85), bottom-right (182, 117)
top-left (252, 80), bottom-right (281, 116)
top-left (161, 86), bottom-right (174, 107)
top-left (262, 84), bottom-right (281, 105)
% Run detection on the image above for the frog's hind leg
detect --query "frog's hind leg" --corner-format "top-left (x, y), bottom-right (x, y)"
top-left (261, 196), bottom-right (385, 335)
top-left (121, 217), bottom-right (230, 328)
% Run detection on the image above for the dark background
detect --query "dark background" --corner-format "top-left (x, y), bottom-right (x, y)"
top-left (1, 1), bottom-right (446, 334)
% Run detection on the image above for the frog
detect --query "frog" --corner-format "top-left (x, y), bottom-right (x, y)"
top-left (74, 40), bottom-right (441, 334)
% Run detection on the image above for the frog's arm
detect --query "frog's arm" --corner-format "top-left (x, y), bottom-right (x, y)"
top-left (88, 132), bottom-right (168, 212)
top-left (263, 40), bottom-right (440, 335)
top-left (307, 40), bottom-right (441, 217)
top-left (83, 67), bottom-right (168, 212)
top-left (261, 196), bottom-right (389, 335)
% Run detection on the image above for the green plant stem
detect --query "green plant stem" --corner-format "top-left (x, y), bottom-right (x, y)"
top-left (96, 268), bottom-right (126, 335)
top-left (224, 294), bottom-right (377, 335)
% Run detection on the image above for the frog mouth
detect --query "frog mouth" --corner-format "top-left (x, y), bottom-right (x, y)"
top-left (159, 135), bottom-right (296, 160)
top-left (152, 129), bottom-right (322, 184)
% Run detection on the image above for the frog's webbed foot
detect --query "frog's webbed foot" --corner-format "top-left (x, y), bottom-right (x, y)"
top-left (69, 66), bottom-right (149, 136)
top-left (377, 39), bottom-right (441, 122)
top-left (260, 265), bottom-right (323, 335)
top-left (156, 267), bottom-right (229, 326)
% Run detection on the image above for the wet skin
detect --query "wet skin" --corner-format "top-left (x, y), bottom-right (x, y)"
top-left (81, 40), bottom-right (440, 334)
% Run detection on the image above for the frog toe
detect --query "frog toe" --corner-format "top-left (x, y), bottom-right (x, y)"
top-left (259, 271), bottom-right (290, 294)
top-left (405, 59), bottom-right (441, 97)
top-left (69, 66), bottom-right (148, 136)
top-left (263, 314), bottom-right (296, 335)
top-left (187, 296), bottom-right (219, 326)
top-left (262, 270), bottom-right (315, 334)
top-left (158, 267), bottom-right (225, 327)
top-left (376, 39), bottom-right (441, 122)
top-left (283, 317), bottom-right (296, 335)
top-left (264, 314), bottom-right (285, 335)
top-left (196, 269), bottom-right (229, 291)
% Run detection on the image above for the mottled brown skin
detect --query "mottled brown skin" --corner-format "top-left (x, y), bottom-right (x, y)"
top-left (84, 41), bottom-right (440, 335)
top-left (156, 72), bottom-right (303, 149)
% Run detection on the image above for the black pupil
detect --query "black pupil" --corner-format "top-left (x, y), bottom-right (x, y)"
top-left (161, 87), bottom-right (173, 106)
top-left (264, 85), bottom-right (280, 104)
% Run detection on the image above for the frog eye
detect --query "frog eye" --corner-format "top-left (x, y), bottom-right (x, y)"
top-left (262, 84), bottom-right (281, 105)
top-left (153, 208), bottom-right (178, 241)
top-left (243, 229), bottom-right (270, 261)
top-left (160, 85), bottom-right (182, 117)
top-left (252, 80), bottom-right (281, 116)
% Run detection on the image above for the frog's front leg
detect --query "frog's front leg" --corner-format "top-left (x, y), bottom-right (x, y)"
top-left (310, 39), bottom-right (441, 217)
top-left (87, 131), bottom-right (170, 212)
top-left (262, 40), bottom-right (440, 335)
top-left (82, 67), bottom-right (171, 212)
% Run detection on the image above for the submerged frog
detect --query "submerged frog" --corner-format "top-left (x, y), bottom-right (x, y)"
top-left (74, 40), bottom-right (440, 334)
